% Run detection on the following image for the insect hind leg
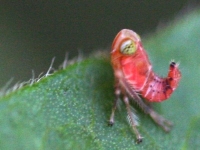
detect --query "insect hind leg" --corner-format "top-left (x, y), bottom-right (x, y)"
top-left (132, 96), bottom-right (173, 132)
top-left (149, 109), bottom-right (173, 132)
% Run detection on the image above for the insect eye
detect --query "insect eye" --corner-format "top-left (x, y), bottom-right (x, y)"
top-left (120, 40), bottom-right (136, 55)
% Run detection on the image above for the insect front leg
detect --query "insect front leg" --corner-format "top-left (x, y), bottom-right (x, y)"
top-left (123, 96), bottom-right (143, 144)
top-left (108, 83), bottom-right (121, 126)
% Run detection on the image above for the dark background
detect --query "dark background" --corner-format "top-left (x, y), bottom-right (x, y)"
top-left (0, 1), bottom-right (199, 87)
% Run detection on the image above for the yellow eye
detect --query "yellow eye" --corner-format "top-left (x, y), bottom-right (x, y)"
top-left (120, 40), bottom-right (136, 55)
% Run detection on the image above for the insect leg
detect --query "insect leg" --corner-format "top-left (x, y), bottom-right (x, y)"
top-left (131, 94), bottom-right (173, 132)
top-left (121, 78), bottom-right (173, 132)
top-left (108, 83), bottom-right (121, 126)
top-left (132, 96), bottom-right (173, 132)
top-left (123, 96), bottom-right (143, 143)
top-left (149, 109), bottom-right (173, 132)
top-left (130, 94), bottom-right (173, 132)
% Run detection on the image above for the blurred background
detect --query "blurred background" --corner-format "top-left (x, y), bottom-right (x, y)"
top-left (0, 1), bottom-right (199, 87)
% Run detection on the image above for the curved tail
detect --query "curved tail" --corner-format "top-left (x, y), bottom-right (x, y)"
top-left (142, 61), bottom-right (181, 102)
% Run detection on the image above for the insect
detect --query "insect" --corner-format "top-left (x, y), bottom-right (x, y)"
top-left (108, 29), bottom-right (181, 143)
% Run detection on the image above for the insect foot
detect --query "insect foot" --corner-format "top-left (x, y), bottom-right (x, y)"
top-left (108, 120), bottom-right (114, 126)
top-left (136, 135), bottom-right (143, 144)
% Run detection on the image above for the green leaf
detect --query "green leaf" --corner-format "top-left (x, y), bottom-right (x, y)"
top-left (1, 9), bottom-right (200, 150)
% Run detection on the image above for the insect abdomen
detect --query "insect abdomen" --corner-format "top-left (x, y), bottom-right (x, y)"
top-left (141, 62), bottom-right (181, 102)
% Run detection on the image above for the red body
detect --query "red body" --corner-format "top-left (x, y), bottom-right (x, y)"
top-left (111, 29), bottom-right (181, 102)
